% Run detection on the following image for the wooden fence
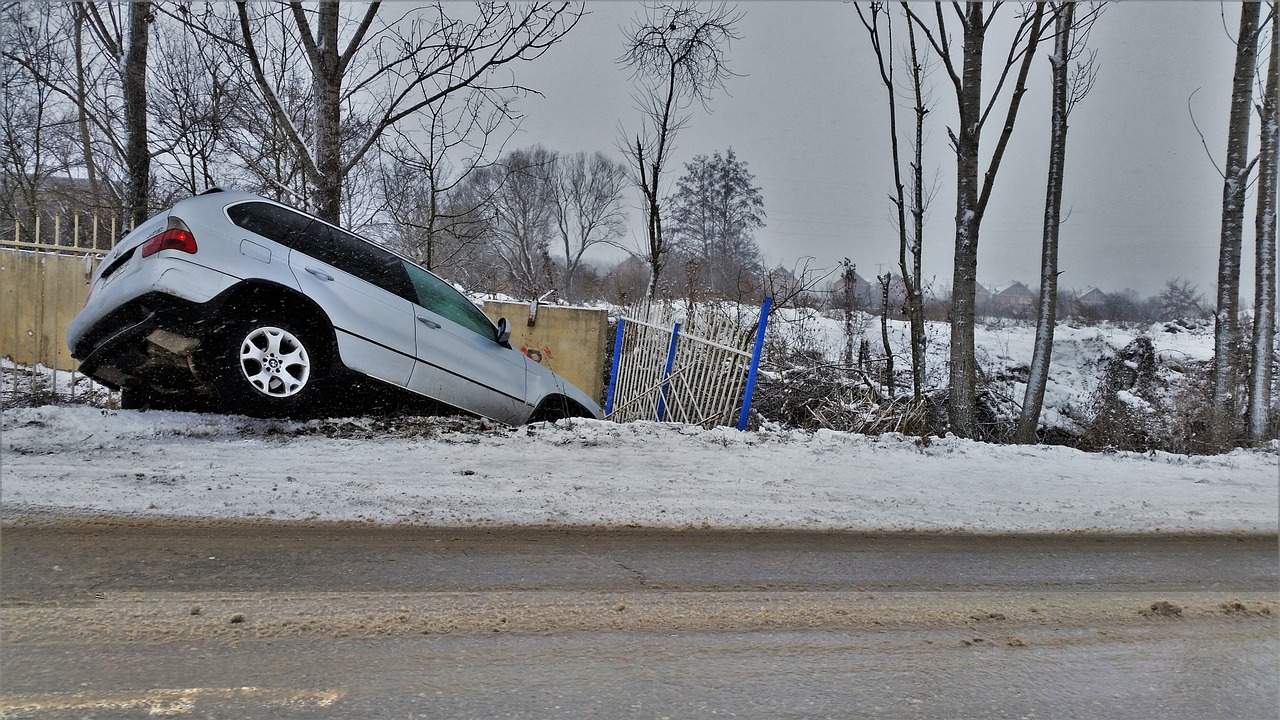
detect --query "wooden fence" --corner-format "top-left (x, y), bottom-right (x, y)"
top-left (1, 214), bottom-right (116, 403)
top-left (606, 300), bottom-right (771, 429)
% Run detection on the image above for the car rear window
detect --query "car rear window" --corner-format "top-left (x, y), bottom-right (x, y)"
top-left (227, 202), bottom-right (312, 247)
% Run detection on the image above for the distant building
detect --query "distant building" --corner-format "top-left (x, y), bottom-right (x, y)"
top-left (974, 282), bottom-right (993, 311)
top-left (991, 281), bottom-right (1036, 314)
top-left (1075, 287), bottom-right (1110, 308)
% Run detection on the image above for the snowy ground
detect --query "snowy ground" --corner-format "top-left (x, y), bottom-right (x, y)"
top-left (2, 405), bottom-right (1275, 534)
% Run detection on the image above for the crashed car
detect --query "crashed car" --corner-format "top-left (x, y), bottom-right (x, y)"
top-left (68, 189), bottom-right (602, 423)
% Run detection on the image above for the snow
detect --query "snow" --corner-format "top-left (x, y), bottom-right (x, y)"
top-left (2, 405), bottom-right (1275, 534)
top-left (3, 310), bottom-right (1276, 534)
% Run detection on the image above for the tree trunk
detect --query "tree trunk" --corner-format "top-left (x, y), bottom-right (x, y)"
top-left (1212, 1), bottom-right (1261, 441)
top-left (906, 18), bottom-right (928, 403)
top-left (1016, 2), bottom-right (1076, 444)
top-left (72, 7), bottom-right (102, 208)
top-left (1248, 9), bottom-right (1278, 442)
top-left (311, 1), bottom-right (344, 223)
top-left (880, 274), bottom-right (895, 399)
top-left (947, 3), bottom-right (986, 437)
top-left (123, 1), bottom-right (151, 227)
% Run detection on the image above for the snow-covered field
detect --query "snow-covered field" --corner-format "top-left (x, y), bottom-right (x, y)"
top-left (2, 405), bottom-right (1275, 534)
top-left (2, 310), bottom-right (1276, 534)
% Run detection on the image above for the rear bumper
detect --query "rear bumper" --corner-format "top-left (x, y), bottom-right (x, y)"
top-left (70, 293), bottom-right (212, 391)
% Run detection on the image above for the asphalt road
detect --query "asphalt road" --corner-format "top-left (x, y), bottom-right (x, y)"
top-left (2, 525), bottom-right (1277, 719)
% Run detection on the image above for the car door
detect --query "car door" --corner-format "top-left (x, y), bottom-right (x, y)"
top-left (400, 261), bottom-right (530, 423)
top-left (285, 219), bottom-right (417, 387)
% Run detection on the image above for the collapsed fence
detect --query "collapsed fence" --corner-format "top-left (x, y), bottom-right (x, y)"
top-left (606, 299), bottom-right (771, 430)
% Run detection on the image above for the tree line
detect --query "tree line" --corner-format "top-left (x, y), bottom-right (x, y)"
top-left (855, 2), bottom-right (1275, 447)
top-left (1, 1), bottom-right (772, 302)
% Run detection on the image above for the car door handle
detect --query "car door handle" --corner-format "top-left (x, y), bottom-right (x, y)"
top-left (305, 266), bottom-right (333, 281)
top-left (417, 316), bottom-right (441, 329)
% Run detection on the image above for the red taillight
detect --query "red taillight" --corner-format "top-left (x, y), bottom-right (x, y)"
top-left (140, 218), bottom-right (197, 258)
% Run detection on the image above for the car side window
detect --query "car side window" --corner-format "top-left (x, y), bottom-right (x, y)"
top-left (302, 221), bottom-right (414, 300)
top-left (227, 202), bottom-right (312, 248)
top-left (228, 201), bottom-right (413, 300)
top-left (402, 261), bottom-right (497, 340)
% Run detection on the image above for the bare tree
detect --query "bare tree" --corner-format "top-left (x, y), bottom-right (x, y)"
top-left (855, 2), bottom-right (936, 402)
top-left (1211, 1), bottom-right (1264, 442)
top-left (3, 3), bottom-right (129, 215)
top-left (147, 14), bottom-right (238, 199)
top-left (1153, 278), bottom-right (1209, 321)
top-left (470, 146), bottom-right (559, 298)
top-left (1016, 2), bottom-right (1103, 444)
top-left (551, 151), bottom-right (628, 302)
top-left (1248, 7), bottom-right (1279, 442)
top-left (203, 1), bottom-right (581, 224)
top-left (905, 2), bottom-right (1048, 438)
top-left (0, 4), bottom-right (70, 228)
top-left (619, 1), bottom-right (743, 298)
top-left (378, 81), bottom-right (515, 273)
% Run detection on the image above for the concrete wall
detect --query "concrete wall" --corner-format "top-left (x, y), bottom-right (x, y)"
top-left (481, 300), bottom-right (610, 404)
top-left (1, 249), bottom-right (99, 371)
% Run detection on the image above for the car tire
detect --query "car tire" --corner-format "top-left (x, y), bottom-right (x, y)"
top-left (120, 386), bottom-right (154, 411)
top-left (528, 395), bottom-right (592, 424)
top-left (206, 316), bottom-right (327, 417)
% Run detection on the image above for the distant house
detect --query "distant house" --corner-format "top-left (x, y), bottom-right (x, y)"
top-left (974, 282), bottom-right (993, 311)
top-left (1075, 287), bottom-right (1110, 308)
top-left (831, 267), bottom-right (875, 309)
top-left (992, 281), bottom-right (1036, 313)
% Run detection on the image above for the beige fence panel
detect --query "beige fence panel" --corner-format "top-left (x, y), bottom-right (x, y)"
top-left (1, 214), bottom-right (115, 402)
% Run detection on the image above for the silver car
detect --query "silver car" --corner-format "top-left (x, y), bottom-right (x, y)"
top-left (68, 189), bottom-right (602, 423)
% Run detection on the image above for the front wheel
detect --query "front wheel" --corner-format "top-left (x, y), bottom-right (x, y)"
top-left (207, 317), bottom-right (327, 417)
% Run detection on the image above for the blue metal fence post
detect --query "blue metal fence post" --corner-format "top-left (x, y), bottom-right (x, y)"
top-left (656, 322), bottom-right (681, 421)
top-left (604, 318), bottom-right (626, 417)
top-left (736, 297), bottom-right (772, 430)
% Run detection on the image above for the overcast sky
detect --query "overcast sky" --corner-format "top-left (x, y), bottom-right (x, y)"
top-left (508, 1), bottom-right (1268, 301)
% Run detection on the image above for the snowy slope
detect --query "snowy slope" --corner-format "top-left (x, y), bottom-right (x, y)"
top-left (2, 406), bottom-right (1274, 533)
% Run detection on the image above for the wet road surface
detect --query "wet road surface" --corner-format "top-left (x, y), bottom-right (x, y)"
top-left (2, 525), bottom-right (1276, 718)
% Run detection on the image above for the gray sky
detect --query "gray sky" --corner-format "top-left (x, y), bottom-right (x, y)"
top-left (511, 1), bottom-right (1263, 300)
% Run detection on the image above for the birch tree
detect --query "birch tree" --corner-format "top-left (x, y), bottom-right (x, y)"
top-left (1212, 1), bottom-right (1263, 443)
top-left (1248, 7), bottom-right (1279, 442)
top-left (905, 2), bottom-right (1048, 438)
top-left (1016, 2), bottom-right (1102, 444)
top-left (620, 2), bottom-right (743, 298)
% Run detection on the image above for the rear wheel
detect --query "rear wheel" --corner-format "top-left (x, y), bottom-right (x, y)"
top-left (207, 316), bottom-right (327, 417)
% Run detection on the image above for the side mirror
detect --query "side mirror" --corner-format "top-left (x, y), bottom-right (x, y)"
top-left (496, 317), bottom-right (512, 346)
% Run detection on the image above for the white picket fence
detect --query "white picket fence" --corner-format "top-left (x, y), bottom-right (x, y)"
top-left (606, 300), bottom-right (771, 429)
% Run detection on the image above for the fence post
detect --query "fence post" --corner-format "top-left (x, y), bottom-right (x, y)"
top-left (656, 322), bottom-right (681, 421)
top-left (736, 297), bottom-right (772, 431)
top-left (604, 318), bottom-right (626, 417)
